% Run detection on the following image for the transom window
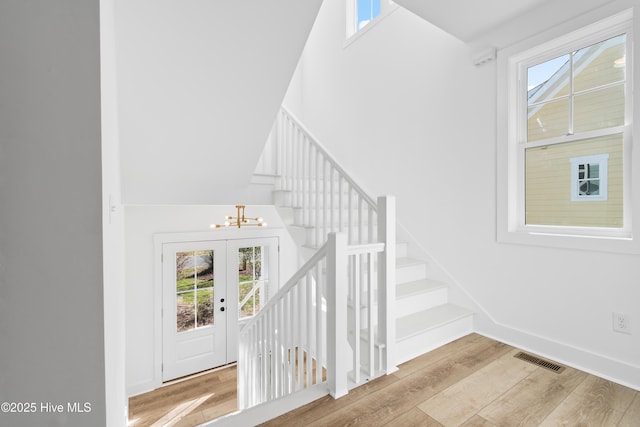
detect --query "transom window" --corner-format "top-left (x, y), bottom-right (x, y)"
top-left (346, 0), bottom-right (396, 40)
top-left (502, 11), bottom-right (633, 239)
top-left (356, 0), bottom-right (381, 31)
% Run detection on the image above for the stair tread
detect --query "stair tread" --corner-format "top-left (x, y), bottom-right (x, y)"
top-left (396, 257), bottom-right (425, 268)
top-left (396, 304), bottom-right (473, 341)
top-left (396, 279), bottom-right (447, 299)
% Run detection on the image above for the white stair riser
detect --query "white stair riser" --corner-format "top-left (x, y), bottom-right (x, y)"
top-left (395, 315), bottom-right (473, 365)
top-left (396, 287), bottom-right (448, 316)
top-left (396, 242), bottom-right (408, 259)
top-left (396, 262), bottom-right (427, 284)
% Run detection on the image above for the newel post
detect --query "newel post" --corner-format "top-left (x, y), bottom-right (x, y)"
top-left (378, 196), bottom-right (397, 374)
top-left (326, 232), bottom-right (348, 398)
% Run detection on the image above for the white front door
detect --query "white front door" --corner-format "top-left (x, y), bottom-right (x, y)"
top-left (162, 237), bottom-right (279, 382)
top-left (162, 241), bottom-right (228, 381)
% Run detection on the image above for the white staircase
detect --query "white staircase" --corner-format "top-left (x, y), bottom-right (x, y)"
top-left (259, 107), bottom-right (474, 368)
top-left (273, 187), bottom-right (474, 366)
top-left (394, 242), bottom-right (473, 364)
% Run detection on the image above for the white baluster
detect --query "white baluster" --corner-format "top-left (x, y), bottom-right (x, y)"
top-left (348, 186), bottom-right (353, 244)
top-left (358, 197), bottom-right (363, 244)
top-left (353, 253), bottom-right (361, 384)
top-left (315, 149), bottom-right (321, 247)
top-left (303, 139), bottom-right (313, 226)
top-left (306, 272), bottom-right (313, 387)
top-left (338, 177), bottom-right (344, 233)
top-left (315, 261), bottom-right (322, 385)
top-left (322, 158), bottom-right (328, 242)
top-left (368, 251), bottom-right (375, 377)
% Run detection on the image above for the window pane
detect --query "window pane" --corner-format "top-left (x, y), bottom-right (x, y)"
top-left (176, 250), bottom-right (214, 331)
top-left (527, 54), bottom-right (570, 105)
top-left (357, 0), bottom-right (381, 30)
top-left (196, 288), bottom-right (214, 327)
top-left (574, 84), bottom-right (624, 133)
top-left (196, 250), bottom-right (214, 289)
top-left (573, 34), bottom-right (626, 93)
top-left (176, 251), bottom-right (194, 292)
top-left (177, 291), bottom-right (195, 332)
top-left (238, 246), bottom-right (267, 319)
top-left (579, 178), bottom-right (600, 196)
top-left (525, 134), bottom-right (623, 227)
top-left (528, 98), bottom-right (570, 142)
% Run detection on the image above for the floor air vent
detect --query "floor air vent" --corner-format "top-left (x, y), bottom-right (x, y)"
top-left (514, 352), bottom-right (565, 373)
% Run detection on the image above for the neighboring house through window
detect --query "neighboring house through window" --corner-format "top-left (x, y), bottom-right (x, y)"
top-left (498, 9), bottom-right (633, 246)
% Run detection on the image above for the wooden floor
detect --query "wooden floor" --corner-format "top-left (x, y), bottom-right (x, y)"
top-left (129, 334), bottom-right (640, 426)
top-left (128, 364), bottom-right (237, 427)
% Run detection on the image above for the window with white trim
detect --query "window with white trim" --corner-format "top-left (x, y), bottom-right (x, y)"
top-left (356, 0), bottom-right (381, 31)
top-left (346, 0), bottom-right (396, 40)
top-left (502, 11), bottom-right (632, 238)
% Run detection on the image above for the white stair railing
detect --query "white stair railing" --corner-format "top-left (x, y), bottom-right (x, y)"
top-left (240, 109), bottom-right (397, 412)
top-left (239, 233), bottom-right (354, 409)
top-left (276, 107), bottom-right (378, 247)
top-left (238, 198), bottom-right (396, 409)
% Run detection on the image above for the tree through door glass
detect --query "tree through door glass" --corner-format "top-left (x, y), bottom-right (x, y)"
top-left (175, 250), bottom-right (214, 332)
top-left (237, 246), bottom-right (268, 319)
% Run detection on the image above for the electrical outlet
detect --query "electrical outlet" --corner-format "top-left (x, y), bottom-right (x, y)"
top-left (612, 312), bottom-right (631, 334)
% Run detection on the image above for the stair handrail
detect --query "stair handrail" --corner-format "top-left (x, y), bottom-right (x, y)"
top-left (241, 108), bottom-right (398, 412)
top-left (276, 107), bottom-right (379, 246)
top-left (280, 106), bottom-right (377, 210)
top-left (240, 241), bottom-right (328, 335)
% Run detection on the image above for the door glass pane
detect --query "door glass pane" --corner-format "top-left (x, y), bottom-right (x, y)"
top-left (177, 291), bottom-right (195, 332)
top-left (238, 246), bottom-right (267, 319)
top-left (175, 250), bottom-right (215, 332)
top-left (197, 288), bottom-right (214, 327)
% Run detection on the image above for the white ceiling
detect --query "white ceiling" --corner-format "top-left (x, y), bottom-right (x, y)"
top-left (394, 0), bottom-right (619, 47)
top-left (394, 0), bottom-right (550, 42)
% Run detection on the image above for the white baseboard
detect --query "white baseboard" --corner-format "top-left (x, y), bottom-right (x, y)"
top-left (200, 384), bottom-right (330, 426)
top-left (126, 380), bottom-right (156, 398)
top-left (475, 318), bottom-right (640, 391)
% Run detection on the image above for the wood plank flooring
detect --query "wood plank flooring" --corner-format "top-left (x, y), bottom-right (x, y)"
top-left (263, 334), bottom-right (639, 427)
top-left (128, 364), bottom-right (237, 427)
top-left (128, 334), bottom-right (640, 426)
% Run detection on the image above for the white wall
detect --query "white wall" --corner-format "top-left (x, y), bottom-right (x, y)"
top-left (0, 1), bottom-right (107, 426)
top-left (124, 205), bottom-right (297, 396)
top-left (115, 0), bottom-right (322, 205)
top-left (101, 0), bottom-right (127, 425)
top-left (285, 0), bottom-right (640, 388)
